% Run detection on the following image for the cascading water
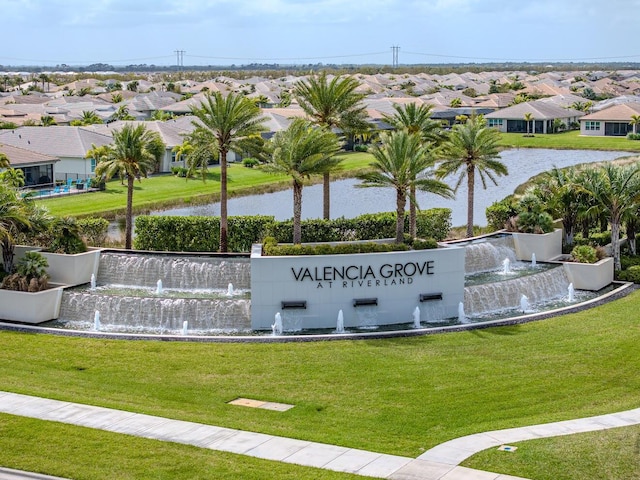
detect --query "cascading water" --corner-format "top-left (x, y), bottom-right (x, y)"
top-left (57, 252), bottom-right (253, 334)
top-left (97, 252), bottom-right (251, 290)
top-left (464, 266), bottom-right (570, 316)
top-left (464, 235), bottom-right (519, 274)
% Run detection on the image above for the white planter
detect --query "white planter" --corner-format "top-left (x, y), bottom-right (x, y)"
top-left (511, 229), bottom-right (562, 262)
top-left (562, 257), bottom-right (614, 291)
top-left (40, 248), bottom-right (101, 286)
top-left (0, 285), bottom-right (64, 324)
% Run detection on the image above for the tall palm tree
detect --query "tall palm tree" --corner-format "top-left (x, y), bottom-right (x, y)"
top-left (294, 72), bottom-right (367, 219)
top-left (262, 119), bottom-right (341, 244)
top-left (171, 140), bottom-right (194, 168)
top-left (40, 115), bottom-right (56, 127)
top-left (436, 115), bottom-right (506, 238)
top-left (189, 91), bottom-right (267, 252)
top-left (582, 163), bottom-right (640, 271)
top-left (357, 130), bottom-right (453, 243)
top-left (94, 124), bottom-right (165, 249)
top-left (80, 110), bottom-right (102, 125)
top-left (383, 102), bottom-right (447, 237)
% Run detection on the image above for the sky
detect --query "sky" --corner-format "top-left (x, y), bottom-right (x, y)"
top-left (1, 0), bottom-right (639, 67)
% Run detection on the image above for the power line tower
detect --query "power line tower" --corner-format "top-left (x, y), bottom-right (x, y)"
top-left (174, 50), bottom-right (185, 71)
top-left (391, 46), bottom-right (400, 68)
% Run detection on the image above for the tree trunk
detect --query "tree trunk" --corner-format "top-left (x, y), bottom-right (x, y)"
top-left (612, 219), bottom-right (621, 271)
top-left (293, 181), bottom-right (303, 245)
top-left (322, 171), bottom-right (330, 220)
top-left (409, 184), bottom-right (417, 238)
top-left (219, 150), bottom-right (228, 252)
top-left (125, 175), bottom-right (134, 249)
top-left (396, 189), bottom-right (406, 244)
top-left (2, 239), bottom-right (15, 273)
top-left (466, 163), bottom-right (475, 238)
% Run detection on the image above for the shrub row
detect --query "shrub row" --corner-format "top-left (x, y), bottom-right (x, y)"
top-left (261, 236), bottom-right (438, 256)
top-left (134, 209), bottom-right (451, 252)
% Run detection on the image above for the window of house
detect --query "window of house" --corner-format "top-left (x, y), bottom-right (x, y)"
top-left (584, 121), bottom-right (600, 131)
top-left (488, 119), bottom-right (503, 128)
top-left (90, 158), bottom-right (97, 172)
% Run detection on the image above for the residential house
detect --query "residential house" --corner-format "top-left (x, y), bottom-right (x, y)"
top-left (0, 143), bottom-right (59, 187)
top-left (484, 100), bottom-right (584, 134)
top-left (0, 126), bottom-right (112, 182)
top-left (579, 102), bottom-right (640, 136)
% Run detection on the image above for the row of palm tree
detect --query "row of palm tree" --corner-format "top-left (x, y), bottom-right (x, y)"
top-left (81, 74), bottom-right (507, 252)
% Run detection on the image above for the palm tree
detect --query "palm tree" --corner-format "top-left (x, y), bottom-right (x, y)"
top-left (382, 102), bottom-right (447, 237)
top-left (40, 115), bottom-right (56, 127)
top-left (523, 112), bottom-right (534, 136)
top-left (357, 130), bottom-right (453, 243)
top-left (0, 183), bottom-right (32, 273)
top-left (436, 115), bottom-right (506, 238)
top-left (294, 72), bottom-right (367, 219)
top-left (80, 110), bottom-right (102, 125)
top-left (262, 119), bottom-right (341, 244)
top-left (189, 92), bottom-right (267, 252)
top-left (111, 93), bottom-right (124, 104)
top-left (0, 152), bottom-right (9, 169)
top-left (449, 97), bottom-right (462, 108)
top-left (171, 140), bottom-right (194, 168)
top-left (582, 163), bottom-right (640, 271)
top-left (94, 124), bottom-right (165, 249)
top-left (630, 114), bottom-right (640, 135)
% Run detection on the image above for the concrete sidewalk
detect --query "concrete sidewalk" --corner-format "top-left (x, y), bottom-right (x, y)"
top-left (3, 392), bottom-right (640, 479)
top-left (0, 391), bottom-right (527, 480)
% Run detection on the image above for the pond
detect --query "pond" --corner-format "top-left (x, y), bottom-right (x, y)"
top-left (109, 148), bottom-right (632, 239)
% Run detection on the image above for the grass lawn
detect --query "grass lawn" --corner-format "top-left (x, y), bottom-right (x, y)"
top-left (0, 414), bottom-right (360, 480)
top-left (498, 130), bottom-right (640, 152)
top-left (37, 152), bottom-right (374, 219)
top-left (0, 290), bottom-right (639, 479)
top-left (464, 424), bottom-right (640, 480)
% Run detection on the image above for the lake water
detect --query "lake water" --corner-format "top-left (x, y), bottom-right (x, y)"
top-left (150, 149), bottom-right (631, 228)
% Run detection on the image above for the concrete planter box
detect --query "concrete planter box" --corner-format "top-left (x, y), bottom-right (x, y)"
top-left (0, 285), bottom-right (65, 324)
top-left (562, 257), bottom-right (614, 291)
top-left (40, 248), bottom-right (101, 286)
top-left (251, 243), bottom-right (466, 331)
top-left (511, 229), bottom-right (562, 262)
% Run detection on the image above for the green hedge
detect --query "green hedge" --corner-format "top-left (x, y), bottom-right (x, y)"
top-left (134, 209), bottom-right (451, 252)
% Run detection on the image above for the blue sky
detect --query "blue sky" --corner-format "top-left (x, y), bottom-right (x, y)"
top-left (1, 0), bottom-right (638, 67)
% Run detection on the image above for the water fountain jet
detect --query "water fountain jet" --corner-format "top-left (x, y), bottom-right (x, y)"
top-left (155, 279), bottom-right (163, 295)
top-left (336, 310), bottom-right (345, 334)
top-left (182, 320), bottom-right (188, 335)
top-left (413, 306), bottom-right (421, 328)
top-left (458, 302), bottom-right (467, 323)
top-left (93, 310), bottom-right (101, 331)
top-left (502, 258), bottom-right (511, 274)
top-left (272, 312), bottom-right (283, 336)
top-left (90, 274), bottom-right (96, 291)
top-left (226, 283), bottom-right (234, 297)
top-left (568, 283), bottom-right (575, 302)
top-left (531, 253), bottom-right (537, 267)
top-left (520, 294), bottom-right (530, 313)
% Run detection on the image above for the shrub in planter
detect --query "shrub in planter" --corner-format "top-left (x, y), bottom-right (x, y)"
top-left (77, 217), bottom-right (109, 247)
top-left (510, 190), bottom-right (555, 234)
top-left (486, 196), bottom-right (518, 231)
top-left (570, 244), bottom-right (598, 264)
top-left (616, 265), bottom-right (640, 283)
top-left (0, 251), bottom-right (49, 292)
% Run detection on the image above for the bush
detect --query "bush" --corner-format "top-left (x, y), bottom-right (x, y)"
top-left (134, 209), bottom-right (452, 252)
top-left (616, 265), bottom-right (640, 283)
top-left (77, 217), bottom-right (110, 247)
top-left (242, 157), bottom-right (260, 168)
top-left (486, 197), bottom-right (518, 231)
top-left (570, 245), bottom-right (598, 264)
top-left (0, 252), bottom-right (49, 292)
top-left (353, 144), bottom-right (369, 152)
top-left (626, 133), bottom-right (640, 141)
top-left (262, 240), bottom-right (420, 256)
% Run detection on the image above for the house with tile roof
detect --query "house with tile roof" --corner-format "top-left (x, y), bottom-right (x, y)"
top-left (0, 126), bottom-right (111, 182)
top-left (0, 143), bottom-right (59, 187)
top-left (579, 102), bottom-right (640, 136)
top-left (484, 100), bottom-right (584, 134)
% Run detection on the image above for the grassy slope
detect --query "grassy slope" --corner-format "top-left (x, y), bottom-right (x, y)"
top-left (36, 152), bottom-right (373, 219)
top-left (498, 130), bottom-right (640, 151)
top-left (0, 291), bottom-right (639, 461)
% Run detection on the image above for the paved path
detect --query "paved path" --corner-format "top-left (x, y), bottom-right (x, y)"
top-left (1, 391), bottom-right (639, 480)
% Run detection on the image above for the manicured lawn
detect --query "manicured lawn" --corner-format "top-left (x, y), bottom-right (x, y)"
top-left (498, 130), bottom-right (640, 151)
top-left (0, 290), bottom-right (639, 479)
top-left (0, 414), bottom-right (360, 480)
top-left (37, 152), bottom-right (374, 219)
top-left (464, 424), bottom-right (640, 480)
